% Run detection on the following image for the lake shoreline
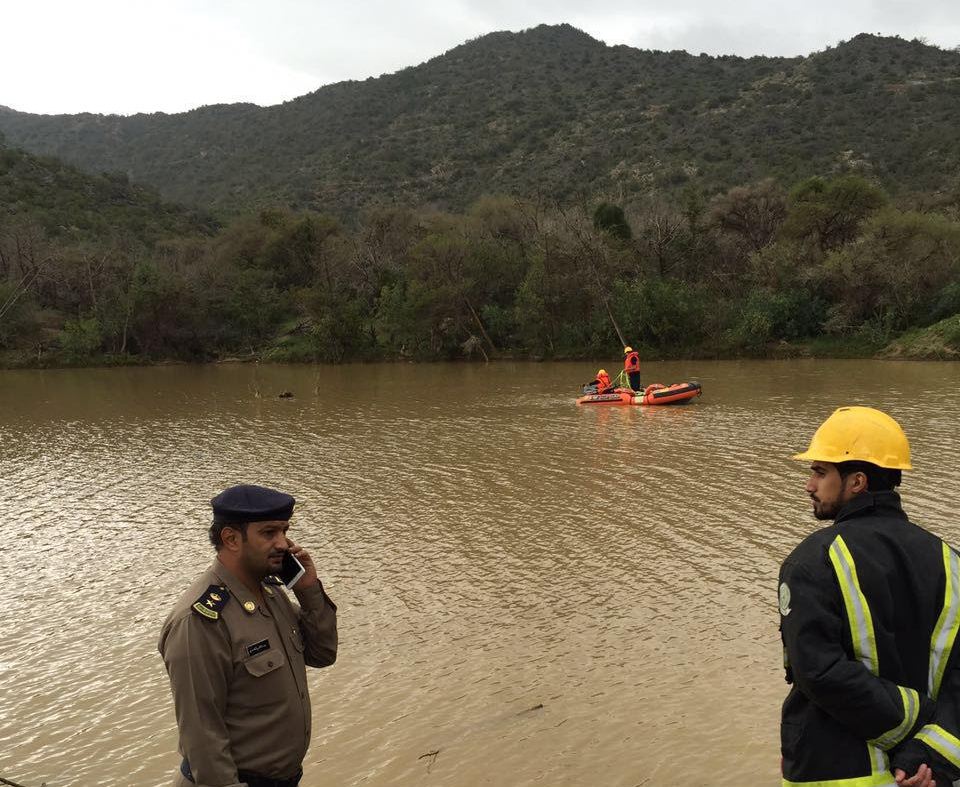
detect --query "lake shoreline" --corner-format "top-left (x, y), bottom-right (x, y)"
top-left (3, 342), bottom-right (957, 371)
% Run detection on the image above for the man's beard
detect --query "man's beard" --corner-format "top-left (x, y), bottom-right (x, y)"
top-left (243, 550), bottom-right (282, 579)
top-left (812, 498), bottom-right (839, 521)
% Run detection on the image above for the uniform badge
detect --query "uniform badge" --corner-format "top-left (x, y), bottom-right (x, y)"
top-left (779, 582), bottom-right (792, 616)
top-left (247, 639), bottom-right (270, 656)
top-left (192, 585), bottom-right (230, 620)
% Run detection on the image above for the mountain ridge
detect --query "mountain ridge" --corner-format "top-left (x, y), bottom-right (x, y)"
top-left (1, 25), bottom-right (958, 216)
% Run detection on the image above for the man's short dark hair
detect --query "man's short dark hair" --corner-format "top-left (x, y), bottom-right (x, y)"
top-left (209, 520), bottom-right (250, 549)
top-left (836, 460), bottom-right (902, 492)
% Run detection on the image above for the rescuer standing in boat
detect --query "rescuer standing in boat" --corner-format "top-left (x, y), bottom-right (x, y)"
top-left (159, 484), bottom-right (338, 787)
top-left (779, 407), bottom-right (960, 787)
top-left (623, 346), bottom-right (641, 392)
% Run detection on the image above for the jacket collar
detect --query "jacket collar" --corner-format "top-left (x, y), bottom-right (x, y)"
top-left (211, 558), bottom-right (263, 611)
top-left (834, 490), bottom-right (907, 525)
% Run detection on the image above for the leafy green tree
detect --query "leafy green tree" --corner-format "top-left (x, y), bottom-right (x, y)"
top-left (513, 256), bottom-right (554, 354)
top-left (709, 179), bottom-right (787, 252)
top-left (260, 213), bottom-right (342, 290)
top-left (781, 175), bottom-right (887, 252)
top-left (725, 290), bottom-right (828, 350)
top-left (212, 268), bottom-right (288, 355)
top-left (821, 208), bottom-right (960, 336)
top-left (0, 281), bottom-right (41, 350)
top-left (593, 202), bottom-right (632, 240)
top-left (58, 316), bottom-right (102, 360)
top-left (611, 277), bottom-right (709, 353)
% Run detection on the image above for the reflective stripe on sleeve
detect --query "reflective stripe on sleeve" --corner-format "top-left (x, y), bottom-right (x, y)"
top-left (829, 536), bottom-right (879, 674)
top-left (917, 724), bottom-right (960, 768)
top-left (867, 744), bottom-right (888, 778)
top-left (782, 773), bottom-right (896, 787)
top-left (929, 543), bottom-right (960, 699)
top-left (869, 685), bottom-right (920, 750)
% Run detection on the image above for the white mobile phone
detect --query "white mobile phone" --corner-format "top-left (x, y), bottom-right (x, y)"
top-left (279, 551), bottom-right (306, 589)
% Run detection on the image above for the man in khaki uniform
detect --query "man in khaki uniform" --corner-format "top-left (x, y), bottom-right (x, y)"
top-left (159, 484), bottom-right (338, 787)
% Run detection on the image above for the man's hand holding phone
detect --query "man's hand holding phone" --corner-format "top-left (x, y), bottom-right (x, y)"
top-left (282, 540), bottom-right (319, 592)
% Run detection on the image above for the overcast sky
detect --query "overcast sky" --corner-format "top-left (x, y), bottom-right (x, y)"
top-left (3, 0), bottom-right (959, 116)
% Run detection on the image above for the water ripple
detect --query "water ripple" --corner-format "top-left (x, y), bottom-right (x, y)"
top-left (1, 360), bottom-right (958, 786)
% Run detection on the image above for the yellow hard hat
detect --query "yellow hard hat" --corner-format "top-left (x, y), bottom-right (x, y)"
top-left (598, 369), bottom-right (607, 376)
top-left (624, 346), bottom-right (633, 353)
top-left (793, 406), bottom-right (912, 470)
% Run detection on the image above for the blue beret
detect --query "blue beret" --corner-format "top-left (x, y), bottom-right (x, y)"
top-left (211, 484), bottom-right (295, 524)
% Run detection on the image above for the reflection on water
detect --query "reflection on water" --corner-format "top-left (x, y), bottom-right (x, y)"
top-left (2, 360), bottom-right (960, 786)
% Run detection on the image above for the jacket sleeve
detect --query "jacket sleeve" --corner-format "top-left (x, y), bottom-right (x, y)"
top-left (293, 581), bottom-right (338, 668)
top-left (159, 612), bottom-right (245, 787)
top-left (780, 558), bottom-right (932, 749)
top-left (891, 643), bottom-right (960, 782)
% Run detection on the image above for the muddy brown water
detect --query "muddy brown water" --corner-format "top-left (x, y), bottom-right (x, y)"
top-left (1, 360), bottom-right (959, 786)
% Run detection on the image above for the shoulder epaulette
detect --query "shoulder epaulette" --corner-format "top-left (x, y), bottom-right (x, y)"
top-left (192, 584), bottom-right (230, 620)
top-left (263, 575), bottom-right (284, 586)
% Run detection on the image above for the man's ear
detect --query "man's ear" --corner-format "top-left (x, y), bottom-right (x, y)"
top-left (848, 472), bottom-right (869, 495)
top-left (221, 526), bottom-right (242, 552)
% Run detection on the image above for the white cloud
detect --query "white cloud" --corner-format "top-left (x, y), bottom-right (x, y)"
top-left (1, 0), bottom-right (958, 115)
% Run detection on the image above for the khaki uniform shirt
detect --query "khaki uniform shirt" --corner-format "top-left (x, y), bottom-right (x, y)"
top-left (158, 559), bottom-right (338, 787)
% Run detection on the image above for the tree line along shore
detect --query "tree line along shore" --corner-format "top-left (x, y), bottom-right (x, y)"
top-left (2, 149), bottom-right (960, 368)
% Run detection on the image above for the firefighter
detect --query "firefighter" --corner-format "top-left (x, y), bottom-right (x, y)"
top-left (623, 346), bottom-right (641, 392)
top-left (593, 368), bottom-right (613, 394)
top-left (780, 406), bottom-right (960, 787)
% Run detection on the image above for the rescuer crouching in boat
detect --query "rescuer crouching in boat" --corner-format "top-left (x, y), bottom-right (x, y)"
top-left (584, 368), bottom-right (613, 394)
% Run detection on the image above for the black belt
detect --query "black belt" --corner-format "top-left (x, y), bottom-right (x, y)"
top-left (181, 758), bottom-right (302, 787)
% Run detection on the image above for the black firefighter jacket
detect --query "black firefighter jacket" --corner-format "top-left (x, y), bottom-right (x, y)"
top-left (779, 491), bottom-right (960, 786)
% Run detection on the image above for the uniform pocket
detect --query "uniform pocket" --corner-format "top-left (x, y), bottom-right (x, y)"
top-left (242, 647), bottom-right (287, 677)
top-left (288, 627), bottom-right (305, 653)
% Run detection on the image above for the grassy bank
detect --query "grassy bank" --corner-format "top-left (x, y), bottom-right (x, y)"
top-left (880, 315), bottom-right (960, 360)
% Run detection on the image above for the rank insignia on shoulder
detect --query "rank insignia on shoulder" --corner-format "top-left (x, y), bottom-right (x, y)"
top-left (263, 575), bottom-right (284, 586)
top-left (192, 585), bottom-right (231, 620)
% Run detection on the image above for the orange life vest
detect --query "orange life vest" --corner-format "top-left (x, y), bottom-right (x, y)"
top-left (597, 371), bottom-right (612, 392)
top-left (624, 351), bottom-right (640, 373)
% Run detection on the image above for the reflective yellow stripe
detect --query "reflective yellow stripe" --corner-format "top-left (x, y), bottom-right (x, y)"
top-left (824, 538), bottom-right (895, 780)
top-left (870, 685), bottom-right (920, 750)
top-left (929, 543), bottom-right (960, 699)
top-left (782, 773), bottom-right (896, 786)
top-left (917, 724), bottom-right (960, 768)
top-left (867, 744), bottom-right (888, 777)
top-left (829, 536), bottom-right (879, 674)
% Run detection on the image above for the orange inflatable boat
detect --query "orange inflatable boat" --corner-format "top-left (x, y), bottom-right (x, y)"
top-left (576, 381), bottom-right (702, 406)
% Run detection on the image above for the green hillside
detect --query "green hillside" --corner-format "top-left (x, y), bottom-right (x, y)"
top-left (0, 138), bottom-right (218, 241)
top-left (2, 26), bottom-right (959, 216)
top-left (0, 140), bottom-right (217, 362)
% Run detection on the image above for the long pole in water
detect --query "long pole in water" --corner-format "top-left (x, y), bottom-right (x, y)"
top-left (603, 297), bottom-right (626, 347)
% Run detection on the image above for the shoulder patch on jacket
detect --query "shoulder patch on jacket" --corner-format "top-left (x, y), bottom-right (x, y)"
top-left (779, 582), bottom-right (792, 616)
top-left (192, 585), bottom-right (230, 620)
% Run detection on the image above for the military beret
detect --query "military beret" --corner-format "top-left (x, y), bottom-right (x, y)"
top-left (211, 484), bottom-right (295, 524)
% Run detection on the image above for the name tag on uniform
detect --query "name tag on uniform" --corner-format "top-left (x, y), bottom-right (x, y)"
top-left (246, 639), bottom-right (270, 657)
